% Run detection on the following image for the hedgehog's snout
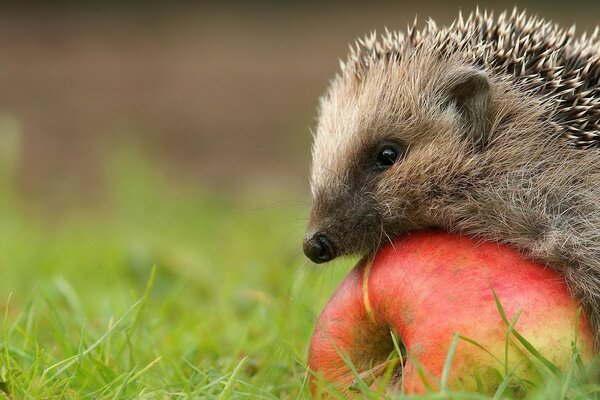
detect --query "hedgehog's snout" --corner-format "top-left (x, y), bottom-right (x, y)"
top-left (303, 232), bottom-right (337, 263)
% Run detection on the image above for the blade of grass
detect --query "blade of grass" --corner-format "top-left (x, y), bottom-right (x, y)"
top-left (411, 357), bottom-right (436, 392)
top-left (491, 286), bottom-right (560, 376)
top-left (390, 330), bottom-right (405, 393)
top-left (315, 319), bottom-right (371, 393)
top-left (130, 265), bottom-right (157, 332)
top-left (440, 333), bottom-right (459, 391)
top-left (457, 335), bottom-right (503, 365)
top-left (218, 356), bottom-right (247, 400)
top-left (373, 357), bottom-right (400, 398)
top-left (57, 319), bottom-right (87, 398)
top-left (504, 309), bottom-right (523, 376)
top-left (559, 351), bottom-right (578, 400)
top-left (111, 368), bottom-right (137, 400)
top-left (492, 373), bottom-right (513, 400)
top-left (2, 293), bottom-right (13, 396)
top-left (42, 298), bottom-right (143, 381)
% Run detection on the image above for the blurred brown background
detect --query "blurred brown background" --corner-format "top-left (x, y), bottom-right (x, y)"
top-left (1, 1), bottom-right (599, 208)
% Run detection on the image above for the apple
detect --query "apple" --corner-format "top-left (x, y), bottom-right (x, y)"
top-left (308, 231), bottom-right (596, 396)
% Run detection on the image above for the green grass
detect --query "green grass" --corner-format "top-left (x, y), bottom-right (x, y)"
top-left (0, 150), bottom-right (351, 398)
top-left (0, 150), bottom-right (598, 398)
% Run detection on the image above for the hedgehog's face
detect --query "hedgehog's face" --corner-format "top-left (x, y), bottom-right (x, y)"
top-left (304, 58), bottom-right (492, 263)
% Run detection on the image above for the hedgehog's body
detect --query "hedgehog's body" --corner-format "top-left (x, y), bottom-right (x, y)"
top-left (303, 10), bottom-right (600, 345)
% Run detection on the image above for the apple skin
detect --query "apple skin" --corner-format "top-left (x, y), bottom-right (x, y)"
top-left (308, 231), bottom-right (596, 395)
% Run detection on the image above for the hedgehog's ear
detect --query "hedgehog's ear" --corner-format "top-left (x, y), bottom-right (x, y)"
top-left (444, 67), bottom-right (491, 150)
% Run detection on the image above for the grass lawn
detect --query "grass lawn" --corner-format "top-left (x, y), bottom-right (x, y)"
top-left (0, 150), bottom-right (350, 399)
top-left (0, 152), bottom-right (598, 399)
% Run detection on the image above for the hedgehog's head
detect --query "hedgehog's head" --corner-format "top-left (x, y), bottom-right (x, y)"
top-left (304, 49), bottom-right (494, 263)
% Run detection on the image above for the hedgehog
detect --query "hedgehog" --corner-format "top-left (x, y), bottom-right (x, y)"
top-left (303, 9), bottom-right (600, 346)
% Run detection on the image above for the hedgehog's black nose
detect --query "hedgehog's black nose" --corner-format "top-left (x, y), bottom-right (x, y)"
top-left (303, 233), bottom-right (336, 263)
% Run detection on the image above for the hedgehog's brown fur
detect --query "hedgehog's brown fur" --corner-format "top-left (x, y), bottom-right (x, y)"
top-left (343, 9), bottom-right (600, 147)
top-left (306, 9), bottom-right (600, 346)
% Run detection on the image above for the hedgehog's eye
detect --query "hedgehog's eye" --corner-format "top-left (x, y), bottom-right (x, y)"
top-left (375, 144), bottom-right (402, 169)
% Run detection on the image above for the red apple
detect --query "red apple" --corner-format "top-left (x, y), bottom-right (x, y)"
top-left (308, 231), bottom-right (596, 396)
